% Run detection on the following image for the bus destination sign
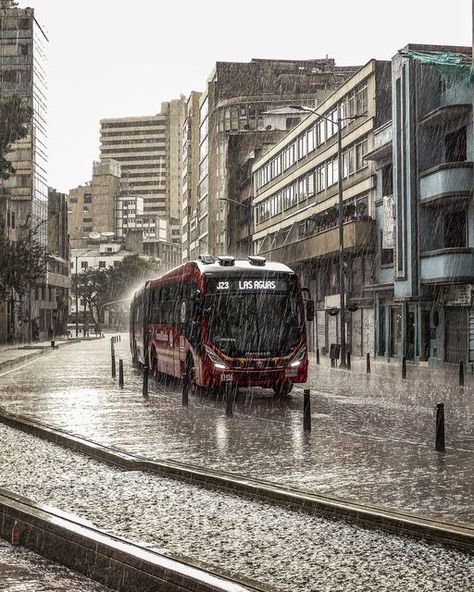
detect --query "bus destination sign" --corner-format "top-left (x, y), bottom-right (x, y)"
top-left (207, 278), bottom-right (289, 292)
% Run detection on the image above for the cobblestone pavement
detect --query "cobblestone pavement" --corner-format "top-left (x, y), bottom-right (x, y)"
top-left (1, 424), bottom-right (472, 592)
top-left (0, 335), bottom-right (472, 526)
top-left (0, 538), bottom-right (109, 591)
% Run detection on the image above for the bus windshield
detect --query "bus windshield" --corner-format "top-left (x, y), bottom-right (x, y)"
top-left (205, 288), bottom-right (303, 357)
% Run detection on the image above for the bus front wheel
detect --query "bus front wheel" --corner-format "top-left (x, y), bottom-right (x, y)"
top-left (272, 383), bottom-right (293, 397)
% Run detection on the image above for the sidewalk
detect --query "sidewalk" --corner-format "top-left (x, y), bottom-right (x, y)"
top-left (309, 351), bottom-right (474, 387)
top-left (0, 338), bottom-right (88, 373)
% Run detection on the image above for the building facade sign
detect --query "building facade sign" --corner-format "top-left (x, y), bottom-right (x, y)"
top-left (382, 194), bottom-right (395, 249)
top-left (438, 285), bottom-right (472, 307)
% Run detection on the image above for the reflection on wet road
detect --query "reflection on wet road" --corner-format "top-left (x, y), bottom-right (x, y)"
top-left (0, 335), bottom-right (472, 525)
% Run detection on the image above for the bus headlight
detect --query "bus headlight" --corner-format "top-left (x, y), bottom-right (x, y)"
top-left (290, 346), bottom-right (306, 368)
top-left (205, 345), bottom-right (228, 369)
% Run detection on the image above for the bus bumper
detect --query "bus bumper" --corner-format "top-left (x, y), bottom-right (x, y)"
top-left (208, 365), bottom-right (307, 387)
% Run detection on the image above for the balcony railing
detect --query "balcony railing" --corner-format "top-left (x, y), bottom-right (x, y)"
top-left (420, 248), bottom-right (474, 284)
top-left (419, 161), bottom-right (473, 205)
top-left (260, 217), bottom-right (374, 265)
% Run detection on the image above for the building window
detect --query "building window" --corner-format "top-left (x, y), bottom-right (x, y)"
top-left (84, 194), bottom-right (92, 204)
top-left (355, 139), bottom-right (368, 170)
top-left (445, 127), bottom-right (467, 162)
top-left (98, 261), bottom-right (106, 268)
top-left (1, 70), bottom-right (17, 83)
top-left (382, 164), bottom-right (393, 195)
top-left (356, 84), bottom-right (368, 114)
top-left (380, 231), bottom-right (394, 266)
top-left (81, 261), bottom-right (88, 269)
top-left (444, 209), bottom-right (466, 248)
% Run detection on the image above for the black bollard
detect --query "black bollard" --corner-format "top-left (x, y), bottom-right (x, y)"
top-left (225, 384), bottom-right (233, 417)
top-left (316, 348), bottom-right (320, 365)
top-left (346, 351), bottom-right (351, 371)
top-left (459, 360), bottom-right (464, 387)
top-left (401, 356), bottom-right (407, 380)
top-left (142, 366), bottom-right (149, 397)
top-left (366, 352), bottom-right (371, 374)
top-left (111, 350), bottom-right (116, 379)
top-left (119, 359), bottom-right (124, 388)
top-left (435, 403), bottom-right (445, 452)
top-left (182, 373), bottom-right (189, 406)
top-left (51, 340), bottom-right (55, 349)
top-left (303, 389), bottom-right (311, 432)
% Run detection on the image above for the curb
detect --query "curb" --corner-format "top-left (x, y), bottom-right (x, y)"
top-left (0, 410), bottom-right (472, 555)
top-left (0, 488), bottom-right (263, 592)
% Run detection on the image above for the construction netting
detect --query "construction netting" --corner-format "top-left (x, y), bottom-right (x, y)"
top-left (398, 48), bottom-right (474, 82)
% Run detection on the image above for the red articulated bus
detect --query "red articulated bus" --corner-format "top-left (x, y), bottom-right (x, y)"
top-left (130, 255), bottom-right (314, 396)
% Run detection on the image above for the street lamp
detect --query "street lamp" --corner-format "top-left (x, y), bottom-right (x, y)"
top-left (290, 105), bottom-right (363, 369)
top-left (219, 197), bottom-right (252, 255)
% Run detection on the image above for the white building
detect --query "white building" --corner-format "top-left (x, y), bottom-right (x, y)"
top-left (70, 243), bottom-right (134, 320)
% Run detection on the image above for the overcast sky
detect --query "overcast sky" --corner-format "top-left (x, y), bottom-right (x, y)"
top-left (28, 0), bottom-right (472, 194)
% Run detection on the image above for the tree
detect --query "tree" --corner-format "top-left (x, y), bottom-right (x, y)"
top-left (107, 254), bottom-right (160, 302)
top-left (74, 267), bottom-right (109, 329)
top-left (0, 219), bottom-right (46, 300)
top-left (0, 90), bottom-right (32, 180)
top-left (71, 255), bottom-right (161, 330)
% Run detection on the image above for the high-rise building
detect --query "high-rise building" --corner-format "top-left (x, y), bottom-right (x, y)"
top-left (0, 3), bottom-right (53, 343)
top-left (99, 98), bottom-right (185, 246)
top-left (0, 3), bottom-right (48, 245)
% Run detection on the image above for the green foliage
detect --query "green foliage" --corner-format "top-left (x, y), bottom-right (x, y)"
top-left (72, 254), bottom-right (160, 325)
top-left (0, 91), bottom-right (32, 180)
top-left (0, 220), bottom-right (46, 299)
top-left (74, 267), bottom-right (109, 325)
top-left (107, 254), bottom-right (160, 301)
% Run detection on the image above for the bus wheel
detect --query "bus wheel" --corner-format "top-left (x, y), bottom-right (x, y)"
top-left (272, 383), bottom-right (293, 397)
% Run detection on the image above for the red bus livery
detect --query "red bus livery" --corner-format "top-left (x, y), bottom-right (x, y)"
top-left (130, 255), bottom-right (314, 396)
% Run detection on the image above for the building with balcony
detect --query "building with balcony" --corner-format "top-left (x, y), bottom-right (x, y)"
top-left (252, 60), bottom-right (392, 357)
top-left (192, 58), bottom-right (362, 257)
top-left (367, 44), bottom-right (473, 366)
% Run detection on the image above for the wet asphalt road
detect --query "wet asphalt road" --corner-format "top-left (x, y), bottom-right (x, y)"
top-left (0, 335), bottom-right (472, 525)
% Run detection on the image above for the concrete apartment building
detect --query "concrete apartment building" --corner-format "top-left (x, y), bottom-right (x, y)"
top-left (181, 91), bottom-right (202, 260)
top-left (68, 159), bottom-right (121, 248)
top-left (252, 60), bottom-right (392, 357)
top-left (193, 58), bottom-right (361, 257)
top-left (45, 188), bottom-right (70, 336)
top-left (99, 99), bottom-right (185, 246)
top-left (368, 44), bottom-right (473, 366)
